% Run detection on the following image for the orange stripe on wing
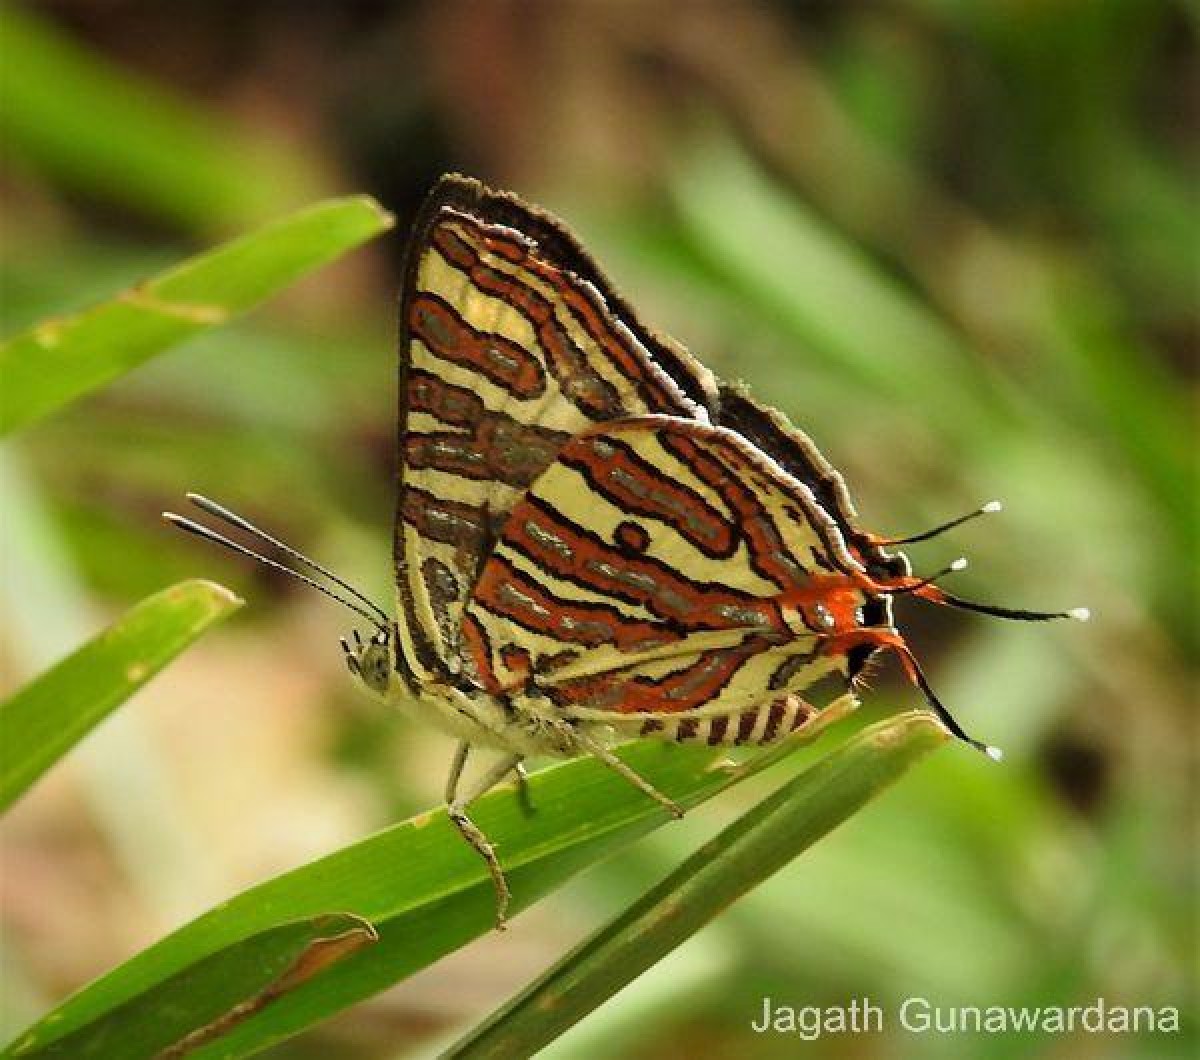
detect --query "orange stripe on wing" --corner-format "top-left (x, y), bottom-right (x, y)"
top-left (504, 494), bottom-right (789, 634)
top-left (410, 291), bottom-right (546, 400)
top-left (473, 554), bottom-right (683, 656)
top-left (460, 611), bottom-right (502, 695)
top-left (405, 419), bottom-right (568, 490)
top-left (488, 229), bottom-right (687, 415)
top-left (431, 223), bottom-right (622, 420)
top-left (660, 430), bottom-right (810, 590)
top-left (557, 434), bottom-right (737, 558)
top-left (400, 488), bottom-right (490, 551)
top-left (551, 638), bottom-right (772, 714)
top-left (409, 369), bottom-right (485, 428)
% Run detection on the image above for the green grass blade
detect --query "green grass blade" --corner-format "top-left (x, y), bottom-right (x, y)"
top-left (4, 914), bottom-right (377, 1060)
top-left (0, 7), bottom-right (320, 232)
top-left (0, 195), bottom-right (393, 435)
top-left (443, 712), bottom-right (947, 1059)
top-left (3, 707), bottom-right (859, 1059)
top-left (0, 580), bottom-right (242, 812)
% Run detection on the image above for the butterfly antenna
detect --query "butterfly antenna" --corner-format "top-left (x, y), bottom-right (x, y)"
top-left (185, 493), bottom-right (389, 626)
top-left (893, 642), bottom-right (1003, 761)
top-left (877, 500), bottom-right (1003, 546)
top-left (879, 557), bottom-right (969, 596)
top-left (924, 588), bottom-right (1090, 624)
top-left (163, 512), bottom-right (388, 632)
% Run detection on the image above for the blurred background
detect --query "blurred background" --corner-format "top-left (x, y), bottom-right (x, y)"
top-left (1, 2), bottom-right (1195, 1057)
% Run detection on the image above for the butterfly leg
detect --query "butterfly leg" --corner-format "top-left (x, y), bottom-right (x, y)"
top-left (444, 743), bottom-right (524, 930)
top-left (444, 739), bottom-right (471, 802)
top-left (572, 729), bottom-right (684, 819)
top-left (512, 761), bottom-right (535, 817)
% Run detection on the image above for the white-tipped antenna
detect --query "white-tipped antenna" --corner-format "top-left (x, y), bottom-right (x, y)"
top-left (163, 512), bottom-right (387, 631)
top-left (878, 501), bottom-right (1004, 546)
top-left (897, 644), bottom-right (1002, 762)
top-left (881, 556), bottom-right (969, 597)
top-left (930, 591), bottom-right (1091, 624)
top-left (185, 493), bottom-right (389, 626)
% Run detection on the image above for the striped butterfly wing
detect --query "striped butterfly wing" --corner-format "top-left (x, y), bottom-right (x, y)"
top-left (715, 385), bottom-right (904, 677)
top-left (461, 416), bottom-right (873, 744)
top-left (716, 385), bottom-right (907, 575)
top-left (394, 176), bottom-right (718, 687)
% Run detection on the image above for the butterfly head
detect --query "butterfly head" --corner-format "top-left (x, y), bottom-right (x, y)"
top-left (163, 493), bottom-right (399, 695)
top-left (341, 628), bottom-right (394, 696)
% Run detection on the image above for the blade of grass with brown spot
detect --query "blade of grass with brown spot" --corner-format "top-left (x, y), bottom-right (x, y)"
top-left (0, 195), bottom-right (393, 435)
top-left (4, 914), bottom-right (376, 1060)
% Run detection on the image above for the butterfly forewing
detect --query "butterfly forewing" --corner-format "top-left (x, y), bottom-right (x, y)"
top-left (394, 176), bottom-right (718, 686)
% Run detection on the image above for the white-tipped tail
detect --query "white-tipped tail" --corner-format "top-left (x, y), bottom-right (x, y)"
top-left (1068, 607), bottom-right (1091, 622)
top-left (950, 556), bottom-right (969, 572)
top-left (984, 744), bottom-right (1005, 762)
top-left (982, 500), bottom-right (1004, 513)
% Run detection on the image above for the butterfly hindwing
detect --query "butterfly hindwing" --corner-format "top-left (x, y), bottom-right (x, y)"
top-left (716, 385), bottom-right (909, 577)
top-left (715, 385), bottom-right (904, 672)
top-left (394, 176), bottom-right (719, 686)
top-left (460, 415), bottom-right (866, 735)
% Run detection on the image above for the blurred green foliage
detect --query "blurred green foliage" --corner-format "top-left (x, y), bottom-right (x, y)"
top-left (0, 6), bottom-right (321, 233)
top-left (0, 3), bottom-right (1193, 1058)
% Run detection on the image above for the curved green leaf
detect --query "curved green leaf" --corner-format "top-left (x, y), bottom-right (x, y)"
top-left (443, 712), bottom-right (948, 1059)
top-left (0, 195), bottom-right (393, 435)
top-left (4, 704), bottom-right (859, 1058)
top-left (0, 579), bottom-right (242, 811)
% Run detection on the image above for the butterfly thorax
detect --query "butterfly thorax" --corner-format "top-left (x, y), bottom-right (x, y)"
top-left (346, 627), bottom-right (594, 756)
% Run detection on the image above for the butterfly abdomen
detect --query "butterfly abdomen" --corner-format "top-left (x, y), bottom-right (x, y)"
top-left (636, 696), bottom-right (818, 746)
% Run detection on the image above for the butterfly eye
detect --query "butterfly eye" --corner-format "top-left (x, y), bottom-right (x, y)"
top-left (357, 642), bottom-right (391, 695)
top-left (855, 607), bottom-right (866, 626)
top-left (813, 603), bottom-right (836, 630)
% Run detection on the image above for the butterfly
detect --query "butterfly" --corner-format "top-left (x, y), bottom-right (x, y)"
top-left (166, 174), bottom-right (1087, 928)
